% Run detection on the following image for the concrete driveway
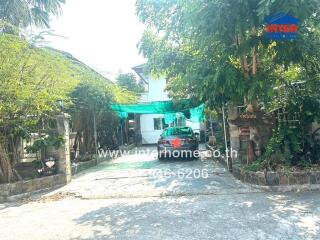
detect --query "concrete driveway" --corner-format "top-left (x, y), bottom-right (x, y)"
top-left (0, 146), bottom-right (320, 240)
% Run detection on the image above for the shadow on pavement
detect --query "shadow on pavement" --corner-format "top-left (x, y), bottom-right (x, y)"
top-left (69, 192), bottom-right (320, 240)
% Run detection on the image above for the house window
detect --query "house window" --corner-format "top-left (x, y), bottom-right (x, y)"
top-left (176, 117), bottom-right (186, 127)
top-left (162, 118), bottom-right (169, 129)
top-left (169, 117), bottom-right (186, 127)
top-left (153, 118), bottom-right (162, 130)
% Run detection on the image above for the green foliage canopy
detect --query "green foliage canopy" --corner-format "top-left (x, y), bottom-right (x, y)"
top-left (0, 34), bottom-right (137, 145)
top-left (136, 0), bottom-right (320, 168)
top-left (116, 73), bottom-right (145, 93)
top-left (0, 0), bottom-right (65, 28)
top-left (0, 34), bottom-right (78, 131)
top-left (65, 54), bottom-right (137, 152)
top-left (136, 0), bottom-right (320, 108)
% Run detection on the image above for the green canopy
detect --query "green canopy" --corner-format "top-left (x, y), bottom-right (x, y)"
top-left (112, 99), bottom-right (192, 114)
top-left (190, 103), bottom-right (205, 122)
top-left (117, 111), bottom-right (128, 119)
top-left (164, 112), bottom-right (177, 124)
top-left (111, 100), bottom-right (205, 123)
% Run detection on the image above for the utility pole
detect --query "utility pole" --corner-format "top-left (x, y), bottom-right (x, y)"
top-left (222, 106), bottom-right (230, 171)
top-left (125, 120), bottom-right (129, 144)
top-left (93, 111), bottom-right (98, 156)
top-left (209, 112), bottom-right (214, 137)
top-left (120, 120), bottom-right (124, 145)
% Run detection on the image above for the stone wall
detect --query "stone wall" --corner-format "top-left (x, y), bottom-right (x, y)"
top-left (0, 155), bottom-right (112, 202)
top-left (232, 164), bottom-right (320, 187)
top-left (0, 174), bottom-right (66, 203)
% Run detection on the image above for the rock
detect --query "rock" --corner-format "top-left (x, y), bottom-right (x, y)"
top-left (266, 172), bottom-right (280, 186)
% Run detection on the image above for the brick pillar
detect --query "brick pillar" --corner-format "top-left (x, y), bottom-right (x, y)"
top-left (56, 113), bottom-right (72, 183)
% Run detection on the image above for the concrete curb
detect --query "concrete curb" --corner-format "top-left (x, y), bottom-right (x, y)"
top-left (72, 154), bottom-right (112, 176)
top-left (248, 183), bottom-right (320, 192)
top-left (4, 185), bottom-right (65, 203)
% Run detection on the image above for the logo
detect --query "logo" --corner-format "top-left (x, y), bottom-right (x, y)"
top-left (265, 12), bottom-right (299, 40)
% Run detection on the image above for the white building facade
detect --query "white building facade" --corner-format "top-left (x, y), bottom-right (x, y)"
top-left (133, 65), bottom-right (202, 144)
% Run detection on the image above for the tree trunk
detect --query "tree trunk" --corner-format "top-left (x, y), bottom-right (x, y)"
top-left (252, 46), bottom-right (257, 75)
top-left (236, 33), bottom-right (262, 164)
top-left (0, 140), bottom-right (15, 183)
top-left (241, 55), bottom-right (250, 80)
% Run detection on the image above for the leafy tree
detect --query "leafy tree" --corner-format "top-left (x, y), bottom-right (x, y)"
top-left (261, 80), bottom-right (320, 169)
top-left (66, 56), bottom-right (137, 155)
top-left (136, 0), bottom-right (320, 167)
top-left (116, 73), bottom-right (144, 93)
top-left (0, 0), bottom-right (65, 28)
top-left (0, 1), bottom-right (137, 182)
top-left (0, 35), bottom-right (78, 123)
top-left (70, 82), bottom-right (114, 155)
top-left (0, 34), bottom-right (137, 182)
top-left (0, 0), bottom-right (66, 182)
top-left (0, 34), bottom-right (78, 182)
top-left (136, 0), bottom-right (320, 107)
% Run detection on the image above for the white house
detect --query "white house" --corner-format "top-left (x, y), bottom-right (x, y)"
top-left (133, 65), bottom-right (202, 144)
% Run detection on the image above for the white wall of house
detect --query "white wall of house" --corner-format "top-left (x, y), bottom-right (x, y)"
top-left (186, 120), bottom-right (201, 135)
top-left (139, 77), bottom-right (169, 144)
top-left (140, 114), bottom-right (165, 144)
top-left (140, 77), bottom-right (169, 102)
top-left (135, 67), bottom-right (202, 144)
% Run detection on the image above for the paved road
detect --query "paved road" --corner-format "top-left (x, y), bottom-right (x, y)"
top-left (0, 146), bottom-right (320, 240)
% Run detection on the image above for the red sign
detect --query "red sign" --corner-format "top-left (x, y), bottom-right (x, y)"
top-left (265, 12), bottom-right (299, 40)
top-left (266, 24), bottom-right (297, 33)
top-left (171, 138), bottom-right (182, 148)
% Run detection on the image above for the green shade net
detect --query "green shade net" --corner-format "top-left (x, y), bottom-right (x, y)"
top-left (190, 104), bottom-right (205, 122)
top-left (164, 112), bottom-right (177, 124)
top-left (112, 100), bottom-right (205, 122)
top-left (117, 111), bottom-right (128, 119)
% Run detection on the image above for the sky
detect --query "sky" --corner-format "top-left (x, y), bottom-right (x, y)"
top-left (41, 0), bottom-right (146, 81)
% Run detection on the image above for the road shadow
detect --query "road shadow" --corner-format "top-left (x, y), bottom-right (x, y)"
top-left (70, 198), bottom-right (197, 240)
top-left (69, 191), bottom-right (320, 240)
